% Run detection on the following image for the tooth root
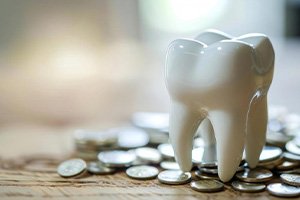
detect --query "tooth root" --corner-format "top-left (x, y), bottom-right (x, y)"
top-left (169, 101), bottom-right (204, 172)
top-left (209, 109), bottom-right (247, 182)
top-left (199, 119), bottom-right (217, 163)
top-left (199, 118), bottom-right (216, 146)
top-left (245, 95), bottom-right (268, 168)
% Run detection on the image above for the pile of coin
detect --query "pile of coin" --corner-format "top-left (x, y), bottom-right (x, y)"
top-left (57, 108), bottom-right (300, 197)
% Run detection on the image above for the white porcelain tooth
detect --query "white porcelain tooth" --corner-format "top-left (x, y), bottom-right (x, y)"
top-left (198, 118), bottom-right (216, 146)
top-left (165, 30), bottom-right (275, 182)
top-left (245, 95), bottom-right (268, 168)
top-left (237, 34), bottom-right (275, 168)
top-left (169, 101), bottom-right (204, 171)
top-left (195, 29), bottom-right (231, 45)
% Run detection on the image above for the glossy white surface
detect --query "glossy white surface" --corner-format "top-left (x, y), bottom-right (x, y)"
top-left (165, 30), bottom-right (274, 182)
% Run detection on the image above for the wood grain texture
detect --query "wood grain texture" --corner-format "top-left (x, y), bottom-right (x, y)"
top-left (0, 128), bottom-right (297, 200)
top-left (1, 156), bottom-right (298, 199)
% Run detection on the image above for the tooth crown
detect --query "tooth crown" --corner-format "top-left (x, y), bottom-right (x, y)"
top-left (165, 29), bottom-right (275, 182)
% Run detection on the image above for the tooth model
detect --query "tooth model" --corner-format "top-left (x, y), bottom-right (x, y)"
top-left (165, 29), bottom-right (275, 182)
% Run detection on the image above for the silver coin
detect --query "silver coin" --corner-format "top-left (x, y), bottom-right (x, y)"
top-left (87, 162), bottom-right (116, 175)
top-left (57, 158), bottom-right (87, 178)
top-left (257, 156), bottom-right (284, 169)
top-left (130, 158), bottom-right (150, 166)
top-left (200, 167), bottom-right (218, 175)
top-left (276, 168), bottom-right (300, 175)
top-left (231, 181), bottom-right (266, 193)
top-left (75, 150), bottom-right (99, 161)
top-left (126, 165), bottom-right (159, 180)
top-left (160, 161), bottom-right (180, 170)
top-left (158, 170), bottom-right (191, 185)
top-left (268, 118), bottom-right (285, 132)
top-left (194, 170), bottom-right (220, 180)
top-left (73, 129), bottom-right (118, 146)
top-left (280, 174), bottom-right (300, 187)
top-left (276, 161), bottom-right (300, 171)
top-left (266, 131), bottom-right (292, 147)
top-left (286, 140), bottom-right (300, 156)
top-left (199, 165), bottom-right (244, 175)
top-left (190, 180), bottom-right (224, 193)
top-left (157, 143), bottom-right (174, 159)
top-left (283, 152), bottom-right (300, 162)
top-left (259, 146), bottom-right (282, 162)
top-left (131, 112), bottom-right (169, 130)
top-left (267, 183), bottom-right (300, 197)
top-left (236, 168), bottom-right (273, 183)
top-left (110, 127), bottom-right (149, 149)
top-left (98, 150), bottom-right (136, 167)
top-left (147, 130), bottom-right (169, 144)
top-left (198, 162), bottom-right (218, 168)
top-left (135, 147), bottom-right (162, 164)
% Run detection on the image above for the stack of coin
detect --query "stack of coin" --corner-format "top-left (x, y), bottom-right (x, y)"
top-left (131, 112), bottom-right (169, 144)
top-left (73, 129), bottom-right (119, 160)
top-left (73, 127), bottom-right (150, 160)
top-left (56, 109), bottom-right (300, 197)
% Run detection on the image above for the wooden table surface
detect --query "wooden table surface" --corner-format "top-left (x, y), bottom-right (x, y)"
top-left (0, 125), bottom-right (298, 200)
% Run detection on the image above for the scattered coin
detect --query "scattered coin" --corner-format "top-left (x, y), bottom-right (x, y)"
top-left (64, 109), bottom-right (300, 198)
top-left (267, 183), bottom-right (300, 197)
top-left (268, 118), bottom-right (285, 132)
top-left (126, 165), bottom-right (159, 180)
top-left (198, 162), bottom-right (218, 168)
top-left (147, 130), bottom-right (169, 145)
top-left (132, 112), bottom-right (169, 130)
top-left (57, 158), bottom-right (87, 178)
top-left (283, 152), bottom-right (300, 162)
top-left (135, 147), bottom-right (162, 164)
top-left (257, 156), bottom-right (284, 169)
top-left (286, 140), bottom-right (300, 156)
top-left (158, 170), bottom-right (191, 185)
top-left (130, 158), bottom-right (150, 166)
top-left (75, 150), bottom-right (99, 161)
top-left (87, 162), bottom-right (116, 175)
top-left (160, 161), bottom-right (180, 170)
top-left (276, 161), bottom-right (300, 171)
top-left (236, 168), bottom-right (273, 183)
top-left (259, 146), bottom-right (282, 162)
top-left (280, 174), bottom-right (300, 187)
top-left (98, 150), bottom-right (136, 167)
top-left (199, 165), bottom-right (244, 175)
top-left (157, 143), bottom-right (175, 159)
top-left (266, 131), bottom-right (292, 147)
top-left (190, 180), bottom-right (224, 193)
top-left (231, 181), bottom-right (266, 193)
top-left (276, 168), bottom-right (300, 175)
top-left (114, 127), bottom-right (150, 149)
top-left (73, 129), bottom-right (119, 153)
top-left (200, 167), bottom-right (218, 175)
top-left (194, 170), bottom-right (220, 180)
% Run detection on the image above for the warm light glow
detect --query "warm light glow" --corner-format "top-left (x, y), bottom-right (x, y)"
top-left (51, 47), bottom-right (98, 78)
top-left (170, 0), bottom-right (220, 21)
top-left (140, 0), bottom-right (228, 32)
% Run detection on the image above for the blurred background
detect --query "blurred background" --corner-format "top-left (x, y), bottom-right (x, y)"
top-left (0, 0), bottom-right (300, 156)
